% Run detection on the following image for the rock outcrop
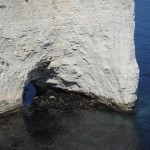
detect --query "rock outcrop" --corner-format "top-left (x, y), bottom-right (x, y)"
top-left (0, 0), bottom-right (139, 114)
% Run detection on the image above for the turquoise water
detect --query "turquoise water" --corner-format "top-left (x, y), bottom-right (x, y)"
top-left (0, 1), bottom-right (150, 150)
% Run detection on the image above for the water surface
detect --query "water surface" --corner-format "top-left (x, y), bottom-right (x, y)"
top-left (135, 0), bottom-right (150, 149)
top-left (0, 108), bottom-right (139, 150)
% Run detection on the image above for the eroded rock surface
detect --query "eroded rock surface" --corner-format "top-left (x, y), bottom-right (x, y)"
top-left (0, 0), bottom-right (139, 113)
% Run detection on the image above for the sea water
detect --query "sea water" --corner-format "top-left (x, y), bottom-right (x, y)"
top-left (135, 0), bottom-right (150, 149)
top-left (0, 0), bottom-right (150, 150)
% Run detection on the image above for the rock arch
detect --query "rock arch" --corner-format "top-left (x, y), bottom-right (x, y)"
top-left (0, 0), bottom-right (139, 114)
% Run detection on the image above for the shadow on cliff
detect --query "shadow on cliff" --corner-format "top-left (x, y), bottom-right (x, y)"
top-left (22, 60), bottom-right (58, 109)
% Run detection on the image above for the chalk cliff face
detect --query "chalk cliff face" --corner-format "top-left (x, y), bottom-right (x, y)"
top-left (0, 0), bottom-right (139, 113)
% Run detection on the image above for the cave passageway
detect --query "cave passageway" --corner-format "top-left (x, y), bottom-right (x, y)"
top-left (23, 82), bottom-right (37, 108)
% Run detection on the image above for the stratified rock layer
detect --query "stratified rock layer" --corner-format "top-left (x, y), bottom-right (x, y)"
top-left (0, 0), bottom-right (139, 113)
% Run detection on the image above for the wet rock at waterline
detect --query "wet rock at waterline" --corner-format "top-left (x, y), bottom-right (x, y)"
top-left (0, 0), bottom-right (139, 114)
top-left (27, 88), bottom-right (135, 115)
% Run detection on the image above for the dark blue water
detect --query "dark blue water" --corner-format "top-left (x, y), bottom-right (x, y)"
top-left (23, 82), bottom-right (36, 107)
top-left (135, 0), bottom-right (150, 149)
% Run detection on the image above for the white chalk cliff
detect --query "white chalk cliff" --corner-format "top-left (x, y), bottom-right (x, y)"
top-left (0, 0), bottom-right (139, 113)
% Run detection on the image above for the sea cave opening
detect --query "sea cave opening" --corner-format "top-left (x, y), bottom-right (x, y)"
top-left (23, 81), bottom-right (37, 108)
top-left (22, 60), bottom-right (57, 114)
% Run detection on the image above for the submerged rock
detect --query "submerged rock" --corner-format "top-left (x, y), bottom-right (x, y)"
top-left (0, 0), bottom-right (139, 114)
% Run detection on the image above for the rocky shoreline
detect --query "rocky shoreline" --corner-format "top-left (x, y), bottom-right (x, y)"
top-left (0, 86), bottom-right (136, 117)
top-left (25, 87), bottom-right (136, 116)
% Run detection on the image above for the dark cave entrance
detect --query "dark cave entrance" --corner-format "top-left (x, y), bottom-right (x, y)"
top-left (22, 80), bottom-right (49, 110)
top-left (21, 59), bottom-right (97, 116)
top-left (22, 60), bottom-right (56, 112)
top-left (23, 82), bottom-right (37, 108)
